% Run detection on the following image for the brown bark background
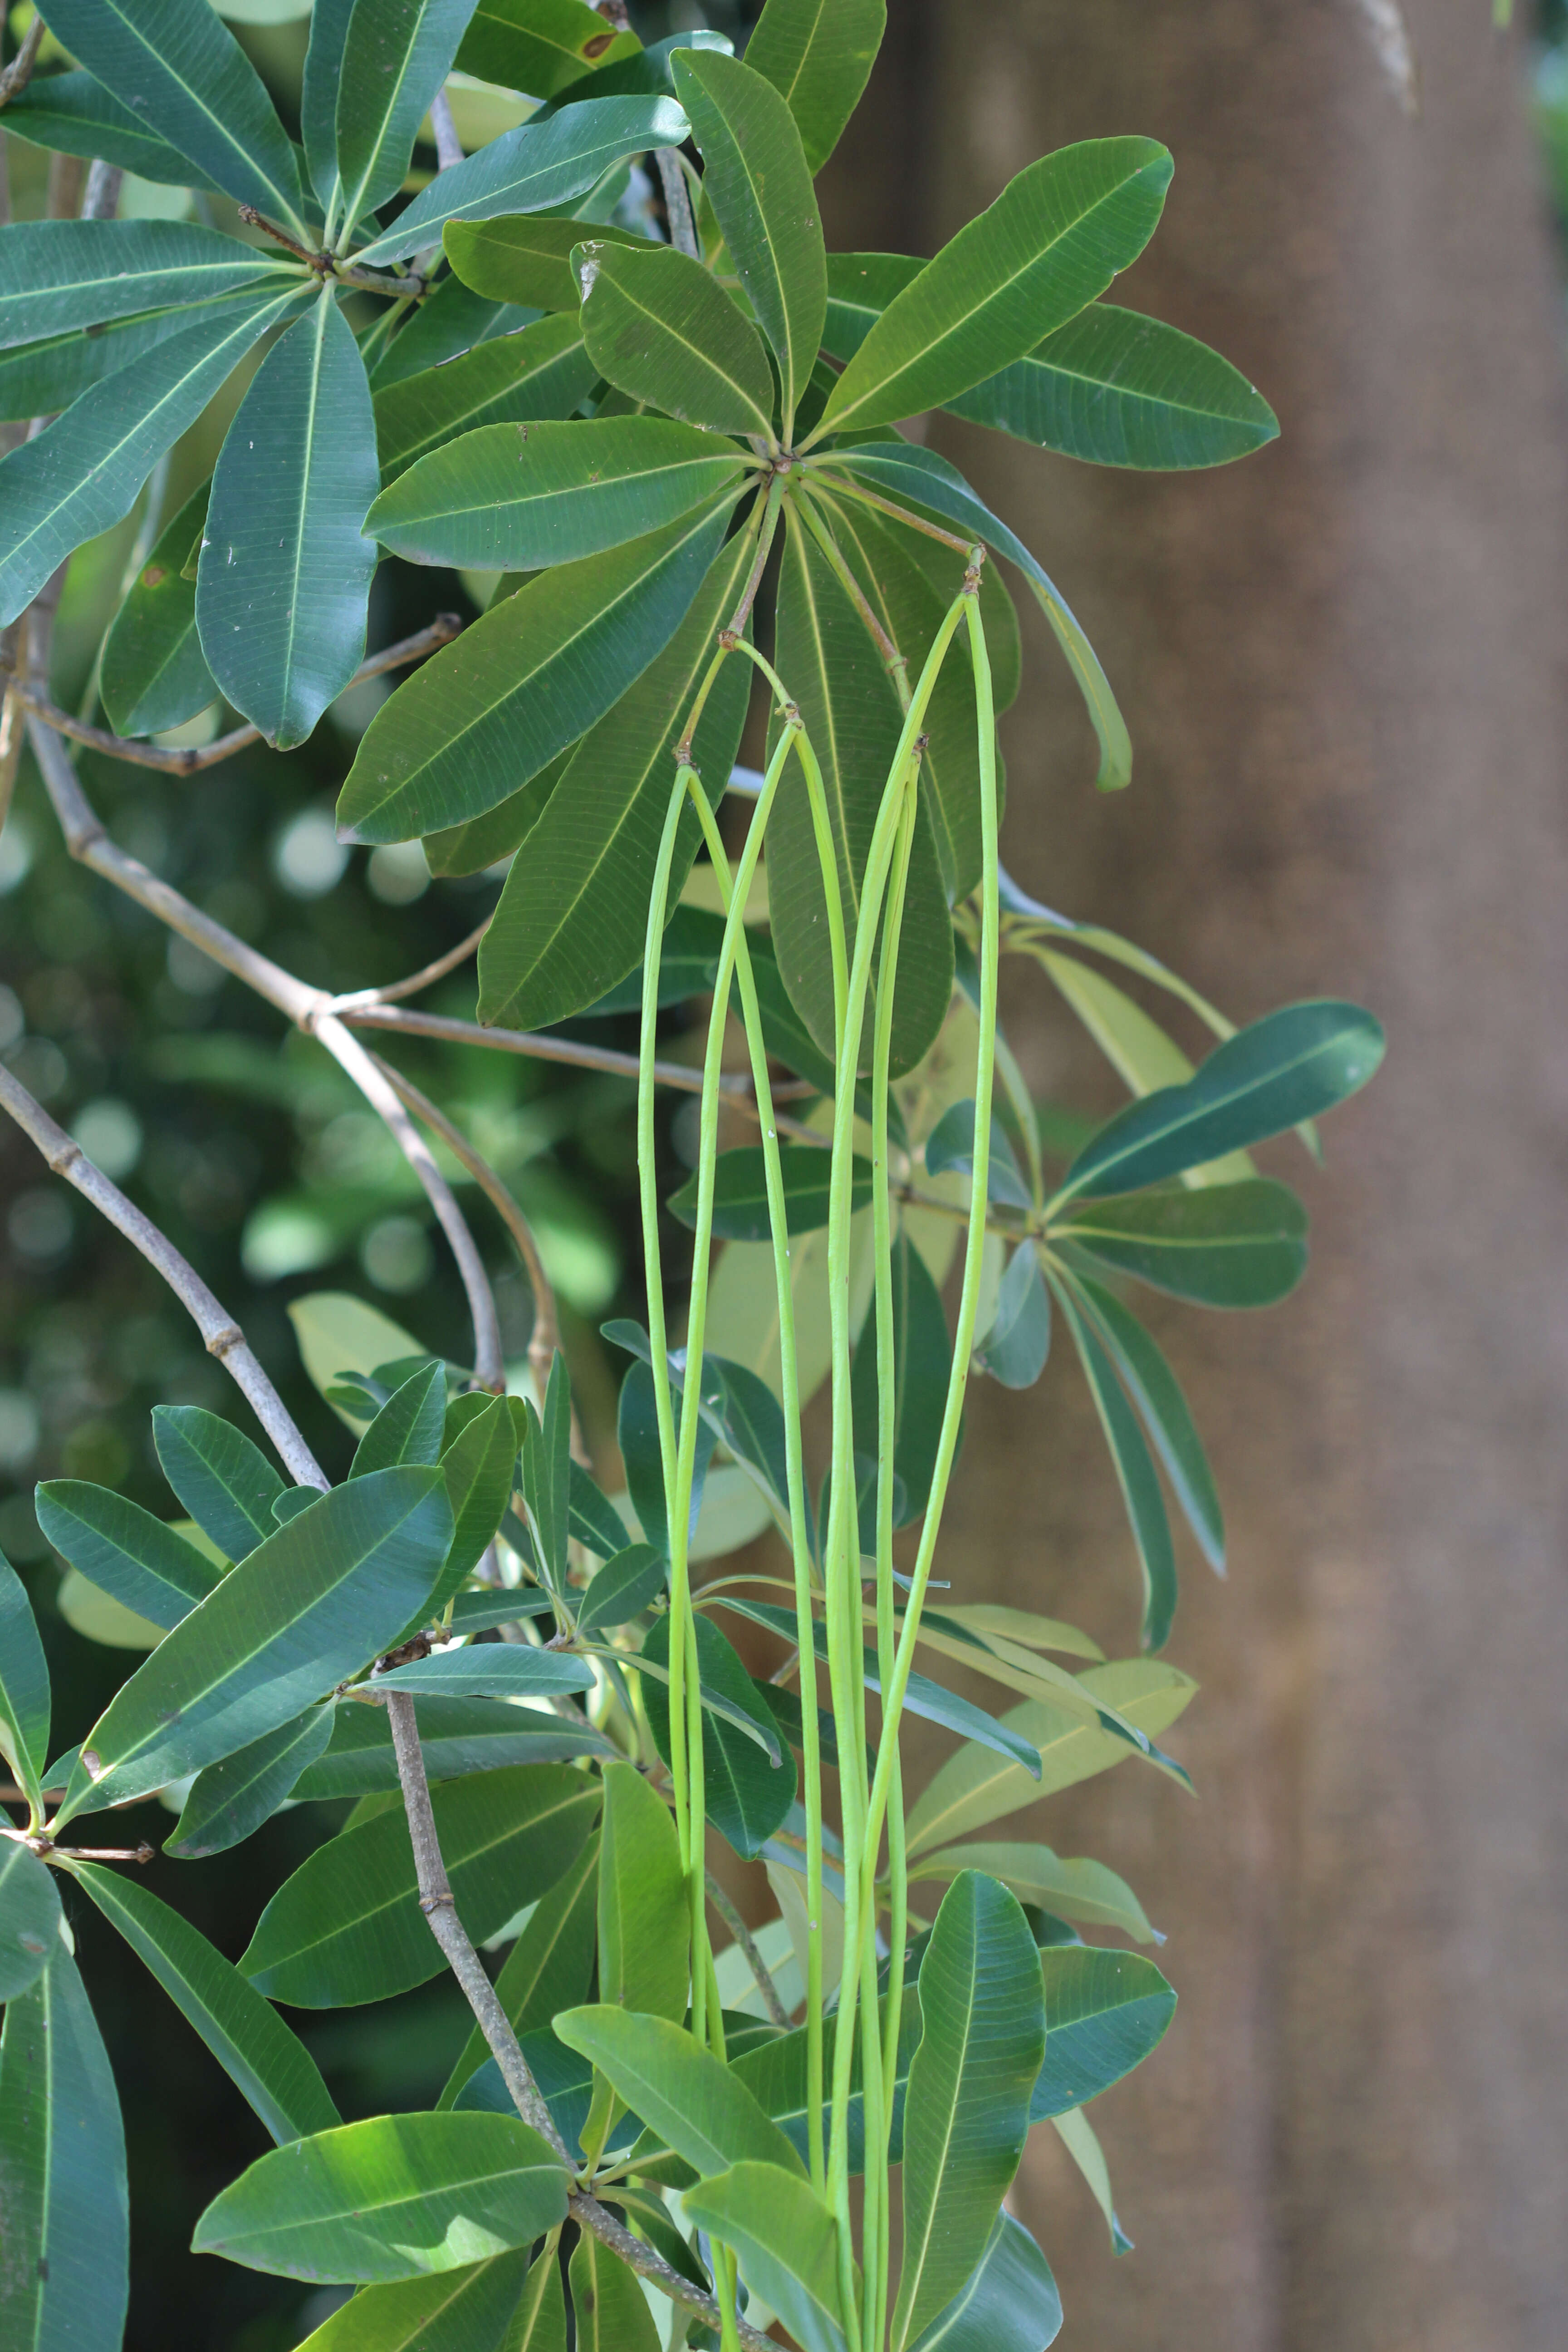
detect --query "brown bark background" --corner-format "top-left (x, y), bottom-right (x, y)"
top-left (823, 3), bottom-right (1568, 2345)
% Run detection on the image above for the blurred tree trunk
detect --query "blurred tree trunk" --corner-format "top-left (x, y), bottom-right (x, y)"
top-left (822, 2), bottom-right (1568, 2345)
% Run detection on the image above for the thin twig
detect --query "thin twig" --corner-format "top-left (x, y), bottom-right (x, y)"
top-left (428, 89), bottom-right (464, 172)
top-left (656, 147), bottom-right (700, 260)
top-left (706, 1871), bottom-right (792, 2029)
top-left (0, 16), bottom-right (44, 108)
top-left (81, 159), bottom-right (123, 220)
top-left (335, 1001), bottom-right (787, 1107)
top-left (323, 916), bottom-right (490, 1013)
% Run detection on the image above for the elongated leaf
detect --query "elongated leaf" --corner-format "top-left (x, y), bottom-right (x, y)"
top-left (458, 0), bottom-right (640, 94)
top-left (191, 2112), bottom-right (567, 2282)
top-left (569, 2230), bottom-right (659, 2352)
top-left (446, 214), bottom-right (654, 313)
top-left (0, 1943), bottom-right (127, 2352)
top-left (973, 1244), bottom-right (1050, 1390)
top-left (3, 69), bottom-right (223, 189)
top-left (371, 1647), bottom-right (594, 1700)
top-left (476, 529), bottom-right (752, 1028)
top-left (766, 511), bottom-right (953, 1072)
top-left (596, 1759), bottom-right (688, 2023)
top-left (569, 1459), bottom-right (636, 1560)
top-left (671, 49), bottom-right (824, 432)
top-left (576, 1543), bottom-right (666, 1632)
top-left (0, 286), bottom-right (304, 630)
top-left (0, 298), bottom-right (242, 426)
top-left (642, 1614), bottom-right (795, 1857)
top-left (55, 1467), bottom-right (452, 1824)
top-left (849, 1227), bottom-right (951, 1523)
top-left (1058, 1178), bottom-right (1308, 1308)
top-left (925, 1099), bottom-right (1031, 1209)
top-left (0, 1842), bottom-right (60, 2002)
top-left (303, 0), bottom-right (356, 209)
top-left (907, 2213), bottom-right (1062, 2352)
top-left (444, 1590), bottom-right (557, 1634)
top-left (817, 140), bottom-right (1170, 439)
top-left (1067, 1270), bottom-right (1223, 1571)
top-left (35, 1480), bottom-right (223, 1631)
top-left (372, 281), bottom-right (539, 395)
top-left (0, 220), bottom-right (283, 352)
top-left (1051, 2105), bottom-right (1132, 2253)
top-left (744, 0), bottom-right (884, 174)
top-left (426, 1394), bottom-right (519, 1608)
top-left (166, 1704), bottom-right (337, 1859)
top-left (424, 742), bottom-right (575, 879)
top-left (290, 1695), bottom-right (610, 1799)
top-left (441, 1828), bottom-right (599, 2108)
top-left (0, 1551), bottom-right (50, 1806)
top-left (340, 498), bottom-right (735, 843)
top-left (373, 312), bottom-right (597, 487)
top-left (604, 1318), bottom-right (793, 1524)
top-left (684, 2162), bottom-right (848, 2352)
top-left (354, 96), bottom-right (691, 266)
top-left (37, 0), bottom-right (306, 221)
top-left (892, 1870), bottom-right (1044, 2350)
top-left (198, 290), bottom-right (378, 748)
top-left (72, 1864), bottom-right (339, 2144)
top-left (1033, 1946), bottom-right (1175, 2121)
top-left (350, 1360), bottom-right (447, 1477)
top-left (1054, 1282), bottom-right (1176, 1651)
top-left (1055, 1002), bottom-right (1385, 1204)
top-left (911, 1842), bottom-right (1154, 1944)
top-left (243, 1762), bottom-right (597, 2004)
top-left (291, 2250), bottom-right (539, 2352)
top-left (557, 2004), bottom-right (804, 2183)
top-left (577, 239), bottom-right (776, 438)
top-left (668, 1142), bottom-right (868, 1240)
top-left (372, 414), bottom-right (751, 570)
top-left (520, 1350), bottom-right (572, 1588)
top-left (152, 1404), bottom-right (285, 1563)
top-left (335, 0), bottom-right (473, 232)
top-left (99, 475), bottom-right (216, 733)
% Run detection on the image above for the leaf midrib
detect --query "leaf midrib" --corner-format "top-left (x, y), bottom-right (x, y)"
top-left (94, 0), bottom-right (299, 226)
top-left (391, 449), bottom-right (740, 532)
top-left (1064, 1029), bottom-right (1357, 1198)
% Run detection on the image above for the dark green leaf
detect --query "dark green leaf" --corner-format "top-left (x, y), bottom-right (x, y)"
top-left (0, 1842), bottom-right (60, 2001)
top-left (353, 96), bottom-right (691, 267)
top-left (242, 1762), bottom-right (599, 2004)
top-left (521, 1349), bottom-right (572, 1588)
top-left (2, 69), bottom-right (223, 190)
top-left (424, 1393), bottom-right (519, 1611)
top-left (924, 1099), bottom-right (1031, 1209)
top-left (1058, 1178), bottom-right (1308, 1308)
top-left (1054, 1283), bottom-right (1176, 1651)
top-left (457, 0), bottom-right (641, 96)
top-left (1065, 1271), bottom-right (1224, 1571)
top-left (369, 273), bottom-right (540, 389)
top-left (445, 1590), bottom-right (558, 1633)
top-left (569, 1458), bottom-right (635, 1560)
top-left (191, 2112), bottom-right (567, 2282)
top-left (815, 140), bottom-right (1171, 438)
top-left (0, 1549), bottom-right (51, 1805)
top-left (273, 1488), bottom-right (321, 1524)
top-left (0, 299), bottom-right (240, 426)
top-left (667, 1142), bottom-right (868, 1240)
top-left (595, 1758), bottom-right (688, 2022)
top-left (152, 1404), bottom-right (285, 1564)
top-left (1055, 1003), bottom-right (1385, 1203)
top-left (54, 1466), bottom-right (453, 1823)
top-left (0, 286), bottom-right (305, 630)
top-left (642, 1613), bottom-right (795, 1857)
top-left (290, 1694), bottom-right (611, 1799)
top-left (339, 498), bottom-right (736, 843)
top-left (167, 1704), bottom-right (336, 1859)
top-left (373, 312), bottom-right (598, 488)
top-left (0, 1943), bottom-right (127, 2352)
top-left (605, 1317), bottom-right (792, 1520)
top-left (670, 48), bottom-right (825, 433)
top-left (1032, 1946), bottom-right (1176, 2121)
top-left (570, 2229), bottom-right (660, 2352)
top-left (683, 2163), bottom-right (847, 2352)
top-left (576, 1543), bottom-right (666, 1632)
top-left (34, 1479), bottom-right (224, 1630)
top-left (100, 479), bottom-right (216, 735)
top-left (911, 1841), bottom-right (1155, 1943)
top-left (539, 27), bottom-right (735, 115)
top-left (371, 1647), bottom-right (594, 1700)
top-left (440, 1827), bottom-right (599, 2108)
top-left (445, 213), bottom-right (656, 313)
top-left (906, 2214), bottom-right (1061, 2352)
top-left (0, 220), bottom-right (283, 351)
top-left (197, 290), bottom-right (378, 749)
top-left (616, 1357), bottom-right (715, 1558)
top-left (974, 1245), bottom-right (1050, 1390)
top-left (475, 528), bottom-right (752, 1027)
top-left (850, 1229), bottom-right (951, 1521)
top-left (556, 2005), bottom-right (805, 2178)
top-left (334, 0), bottom-right (473, 233)
top-left (893, 1870), bottom-right (1044, 2349)
top-left (743, 0), bottom-right (885, 174)
top-left (351, 1361), bottom-right (447, 1477)
top-left (302, 0), bottom-right (355, 207)
top-left (577, 239), bottom-right (776, 438)
top-left (287, 2250), bottom-right (540, 2352)
top-left (423, 741), bottom-right (573, 880)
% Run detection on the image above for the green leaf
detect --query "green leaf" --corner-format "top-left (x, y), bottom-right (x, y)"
top-left (445, 214), bottom-right (655, 313)
top-left (1033, 1946), bottom-right (1175, 2120)
top-left (165, 1704), bottom-right (337, 1859)
top-left (0, 1943), bottom-right (127, 2352)
top-left (576, 239), bottom-right (776, 439)
top-left (339, 498), bottom-right (736, 843)
top-left (370, 1648), bottom-right (594, 1700)
top-left (557, 2005), bottom-right (805, 2183)
top-left (243, 1762), bottom-right (597, 2005)
top-left (576, 1543), bottom-right (666, 1632)
top-left (668, 1142), bottom-right (868, 1240)
top-left (1050, 2105), bottom-right (1132, 2254)
top-left (36, 0), bottom-right (308, 223)
top-left (100, 478), bottom-right (216, 736)
top-left (302, 0), bottom-right (355, 208)
top-left (670, 48), bottom-right (825, 433)
top-left (850, 1228), bottom-right (951, 1523)
top-left (1065, 1271), bottom-right (1224, 1572)
top-left (683, 2162), bottom-right (848, 2352)
top-left (0, 220), bottom-right (284, 351)
top-left (441, 1828), bottom-right (599, 2108)
top-left (570, 1459), bottom-right (637, 1560)
top-left (424, 742), bottom-right (575, 880)
top-left (907, 2213), bottom-right (1062, 2352)
top-left (373, 312), bottom-right (597, 488)
top-left (1054, 1281), bottom-right (1176, 1651)
top-left (334, 0), bottom-right (473, 232)
top-left (0, 1842), bottom-right (60, 2002)
top-left (510, 2248), bottom-right (569, 2352)
top-left (1054, 1002), bottom-right (1385, 1204)
top-left (0, 300), bottom-right (242, 426)
top-left (0, 1550), bottom-right (51, 1807)
top-left (910, 1842), bottom-right (1154, 1944)
top-left (429, 1393), bottom-right (519, 1602)
top-left (765, 511), bottom-right (953, 1073)
top-left (1057, 1178), bottom-right (1308, 1308)
top-left (951, 300), bottom-right (1277, 469)
top-left (34, 1480), bottom-right (224, 1630)
top-left (973, 1245), bottom-right (1050, 1390)
top-left (353, 96), bottom-right (691, 267)
top-left (642, 1613), bottom-right (796, 1858)
top-left (152, 1404), bottom-right (286, 1563)
top-left (55, 1467), bottom-right (453, 1824)
top-left (596, 1758), bottom-right (688, 2023)
top-left (457, 0), bottom-right (642, 96)
top-left (743, 0), bottom-right (885, 174)
top-left (0, 285), bottom-right (304, 631)
top-left (604, 1318), bottom-right (792, 1525)
top-left (822, 441), bottom-right (1132, 791)
top-left (569, 2230), bottom-right (660, 2352)
top-left (521, 1349), bottom-right (572, 1587)
top-left (2, 69), bottom-right (224, 190)
top-left (289, 2250), bottom-right (541, 2352)
top-left (816, 140), bottom-right (1170, 439)
top-left (892, 1870), bottom-right (1044, 2350)
top-left (290, 1695), bottom-right (611, 1799)
top-left (197, 290), bottom-right (378, 749)
top-left (924, 1099), bottom-right (1031, 1209)
top-left (371, 276), bottom-right (539, 390)
top-left (475, 528), bottom-right (752, 1028)
top-left (444, 1591), bottom-right (558, 1634)
top-left (71, 1862), bottom-right (340, 2144)
top-left (191, 2111), bottom-right (568, 2282)
top-left (351, 1360), bottom-right (447, 1476)
top-left (372, 414), bottom-right (751, 571)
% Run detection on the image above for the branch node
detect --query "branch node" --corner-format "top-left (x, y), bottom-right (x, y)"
top-left (205, 1323), bottom-right (244, 1361)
